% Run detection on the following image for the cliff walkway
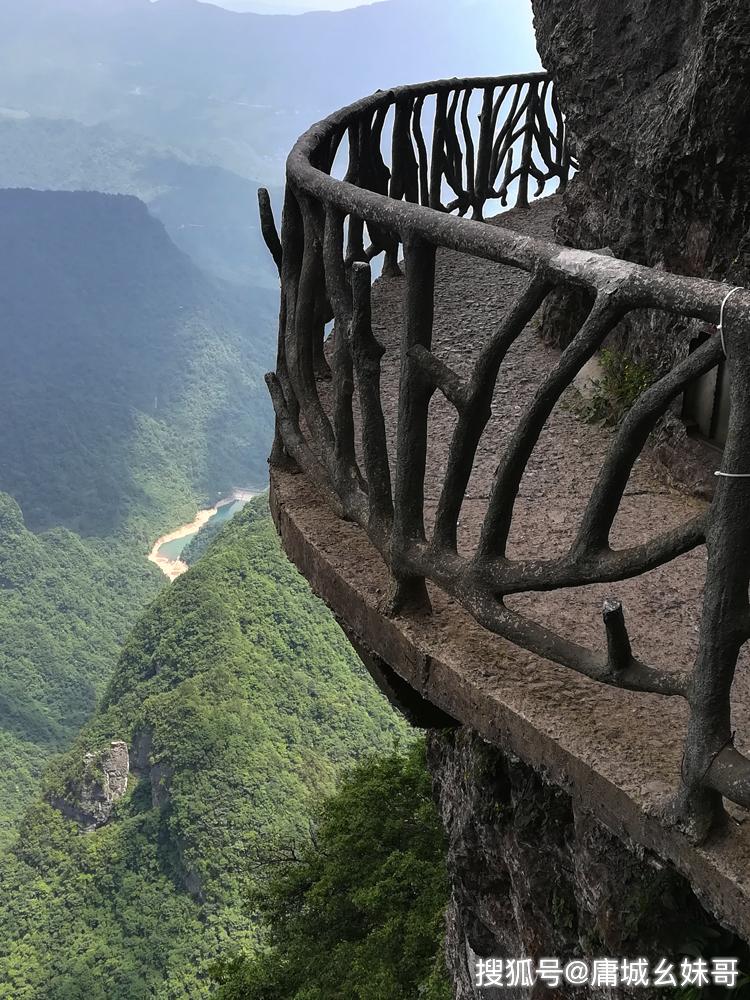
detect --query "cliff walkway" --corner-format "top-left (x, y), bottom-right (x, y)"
top-left (261, 73), bottom-right (750, 938)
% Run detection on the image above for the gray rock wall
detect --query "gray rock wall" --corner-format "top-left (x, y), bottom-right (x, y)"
top-left (532, 0), bottom-right (750, 303)
top-left (49, 740), bottom-right (129, 832)
top-left (428, 727), bottom-right (743, 999)
top-left (531, 0), bottom-right (750, 491)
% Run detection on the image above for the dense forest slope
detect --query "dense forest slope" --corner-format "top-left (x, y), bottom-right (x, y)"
top-left (0, 117), bottom-right (279, 287)
top-left (0, 494), bottom-right (162, 846)
top-left (0, 188), bottom-right (274, 538)
top-left (0, 499), bottom-right (406, 998)
top-left (0, 187), bottom-right (274, 840)
top-left (213, 739), bottom-right (451, 1000)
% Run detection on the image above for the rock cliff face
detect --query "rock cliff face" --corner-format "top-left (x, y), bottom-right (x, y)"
top-left (50, 740), bottom-right (130, 832)
top-left (428, 729), bottom-right (741, 999)
top-left (532, 0), bottom-right (750, 304)
top-left (531, 0), bottom-right (750, 489)
top-left (130, 725), bottom-right (174, 811)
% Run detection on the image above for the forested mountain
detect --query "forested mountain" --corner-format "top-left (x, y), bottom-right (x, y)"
top-left (0, 3), bottom-right (525, 992)
top-left (0, 188), bottom-right (274, 539)
top-left (0, 117), bottom-right (280, 287)
top-left (0, 494), bottom-right (161, 847)
top-left (213, 739), bottom-right (451, 1000)
top-left (0, 187), bottom-right (274, 841)
top-left (0, 499), bottom-right (407, 998)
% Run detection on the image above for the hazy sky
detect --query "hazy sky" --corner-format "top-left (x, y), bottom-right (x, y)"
top-left (201, 0), bottom-right (379, 10)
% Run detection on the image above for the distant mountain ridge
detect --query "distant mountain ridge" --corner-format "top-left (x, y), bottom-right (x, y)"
top-left (0, 116), bottom-right (280, 287)
top-left (0, 0), bottom-right (539, 179)
top-left (0, 187), bottom-right (275, 539)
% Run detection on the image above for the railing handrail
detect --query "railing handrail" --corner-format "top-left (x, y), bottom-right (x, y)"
top-left (261, 71), bottom-right (750, 845)
top-left (286, 74), bottom-right (749, 325)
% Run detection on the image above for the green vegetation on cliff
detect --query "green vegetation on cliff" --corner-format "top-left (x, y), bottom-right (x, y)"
top-left (0, 499), bottom-right (408, 998)
top-left (213, 740), bottom-right (451, 1000)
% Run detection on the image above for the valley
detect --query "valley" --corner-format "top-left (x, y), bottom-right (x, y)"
top-left (0, 499), bottom-right (410, 999)
top-left (0, 185), bottom-right (275, 843)
top-left (149, 490), bottom-right (262, 579)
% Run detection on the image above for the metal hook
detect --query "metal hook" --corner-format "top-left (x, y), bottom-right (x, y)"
top-left (714, 286), bottom-right (750, 478)
top-left (718, 285), bottom-right (742, 359)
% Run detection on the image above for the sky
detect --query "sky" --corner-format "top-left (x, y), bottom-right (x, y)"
top-left (201, 0), bottom-right (380, 10)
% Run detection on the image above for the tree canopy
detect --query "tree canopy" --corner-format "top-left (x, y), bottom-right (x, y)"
top-left (213, 739), bottom-right (452, 1000)
top-left (0, 499), bottom-right (410, 998)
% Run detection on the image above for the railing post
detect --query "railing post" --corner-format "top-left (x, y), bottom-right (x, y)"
top-left (386, 234), bottom-right (436, 615)
top-left (460, 89), bottom-right (476, 217)
top-left (282, 190), bottom-right (337, 471)
top-left (429, 90), bottom-right (448, 211)
top-left (412, 96), bottom-right (430, 208)
top-left (363, 106), bottom-right (401, 274)
top-left (350, 262), bottom-right (393, 543)
top-left (278, 186), bottom-right (304, 430)
top-left (516, 82), bottom-right (538, 210)
top-left (391, 96), bottom-right (419, 205)
top-left (675, 303), bottom-right (750, 841)
top-left (269, 271), bottom-right (298, 473)
top-left (345, 121), bottom-right (368, 264)
top-left (473, 85), bottom-right (494, 220)
top-left (323, 207), bottom-right (359, 498)
top-left (258, 187), bottom-right (297, 473)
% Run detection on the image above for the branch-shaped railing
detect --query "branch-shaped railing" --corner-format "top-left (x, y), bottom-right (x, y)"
top-left (259, 72), bottom-right (750, 842)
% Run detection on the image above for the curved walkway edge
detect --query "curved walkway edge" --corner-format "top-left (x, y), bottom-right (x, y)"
top-left (270, 465), bottom-right (750, 941)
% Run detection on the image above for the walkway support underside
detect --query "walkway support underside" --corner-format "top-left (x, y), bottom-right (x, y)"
top-left (260, 72), bottom-right (750, 842)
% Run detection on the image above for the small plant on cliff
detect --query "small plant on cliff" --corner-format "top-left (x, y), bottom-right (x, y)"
top-left (673, 921), bottom-right (750, 999)
top-left (570, 348), bottom-right (655, 427)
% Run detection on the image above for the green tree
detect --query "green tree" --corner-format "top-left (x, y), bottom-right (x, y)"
top-left (213, 740), bottom-right (451, 1000)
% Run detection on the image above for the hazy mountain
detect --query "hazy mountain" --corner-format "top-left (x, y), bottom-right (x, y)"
top-left (0, 116), bottom-right (280, 286)
top-left (0, 0), bottom-right (539, 179)
top-left (0, 0), bottom-right (537, 293)
top-left (0, 187), bottom-right (275, 539)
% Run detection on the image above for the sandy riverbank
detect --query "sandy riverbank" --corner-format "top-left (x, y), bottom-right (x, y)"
top-left (148, 506), bottom-right (218, 581)
top-left (148, 489), bottom-right (260, 581)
